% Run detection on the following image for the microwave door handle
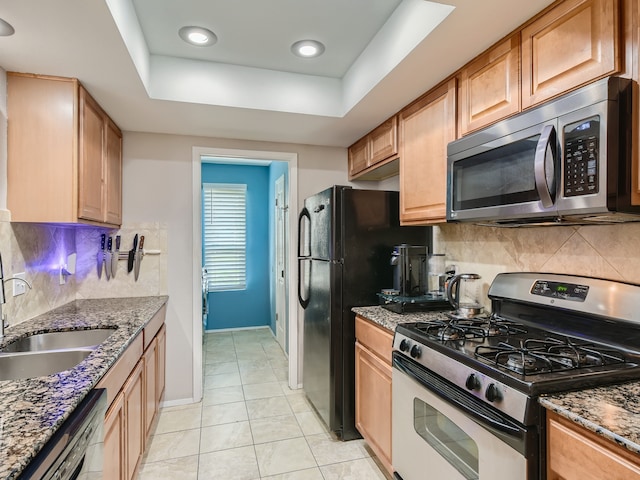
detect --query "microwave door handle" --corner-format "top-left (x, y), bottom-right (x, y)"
top-left (534, 125), bottom-right (557, 208)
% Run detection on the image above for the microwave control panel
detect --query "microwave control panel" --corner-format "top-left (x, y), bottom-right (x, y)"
top-left (563, 116), bottom-right (599, 197)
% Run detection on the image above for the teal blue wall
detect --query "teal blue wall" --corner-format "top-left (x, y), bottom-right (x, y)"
top-left (202, 163), bottom-right (270, 330)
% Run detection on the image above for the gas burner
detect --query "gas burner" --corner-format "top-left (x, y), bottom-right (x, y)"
top-left (506, 353), bottom-right (538, 373)
top-left (414, 316), bottom-right (527, 342)
top-left (524, 336), bottom-right (626, 369)
top-left (475, 338), bottom-right (627, 376)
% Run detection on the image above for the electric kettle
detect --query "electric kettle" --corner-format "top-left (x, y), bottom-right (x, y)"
top-left (446, 273), bottom-right (484, 317)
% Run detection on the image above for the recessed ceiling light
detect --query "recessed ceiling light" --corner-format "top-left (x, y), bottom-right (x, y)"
top-left (0, 18), bottom-right (15, 36)
top-left (179, 26), bottom-right (217, 47)
top-left (291, 40), bottom-right (325, 58)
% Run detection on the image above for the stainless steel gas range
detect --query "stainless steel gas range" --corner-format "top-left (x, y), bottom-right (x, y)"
top-left (392, 272), bottom-right (640, 480)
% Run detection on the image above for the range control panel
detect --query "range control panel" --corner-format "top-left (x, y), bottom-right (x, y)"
top-left (531, 280), bottom-right (589, 302)
top-left (563, 116), bottom-right (600, 197)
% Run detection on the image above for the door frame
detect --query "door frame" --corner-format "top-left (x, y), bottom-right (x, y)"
top-left (274, 174), bottom-right (287, 351)
top-left (191, 146), bottom-right (299, 402)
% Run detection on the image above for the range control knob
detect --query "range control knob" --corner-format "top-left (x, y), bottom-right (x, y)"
top-left (410, 345), bottom-right (421, 359)
top-left (465, 374), bottom-right (480, 391)
top-left (485, 383), bottom-right (502, 403)
top-left (399, 339), bottom-right (410, 352)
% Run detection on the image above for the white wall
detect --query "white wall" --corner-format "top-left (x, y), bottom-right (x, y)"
top-left (122, 131), bottom-right (351, 402)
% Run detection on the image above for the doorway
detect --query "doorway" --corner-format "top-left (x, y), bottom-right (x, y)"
top-left (191, 147), bottom-right (299, 403)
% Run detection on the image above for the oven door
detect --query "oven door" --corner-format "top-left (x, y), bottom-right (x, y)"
top-left (447, 120), bottom-right (558, 223)
top-left (392, 355), bottom-right (536, 480)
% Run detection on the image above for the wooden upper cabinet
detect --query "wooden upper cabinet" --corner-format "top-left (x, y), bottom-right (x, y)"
top-left (7, 73), bottom-right (122, 227)
top-left (459, 35), bottom-right (521, 135)
top-left (348, 136), bottom-right (369, 178)
top-left (399, 78), bottom-right (457, 225)
top-left (521, 0), bottom-right (620, 109)
top-left (348, 117), bottom-right (399, 180)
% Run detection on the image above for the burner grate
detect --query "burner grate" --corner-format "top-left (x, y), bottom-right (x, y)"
top-left (413, 315), bottom-right (527, 342)
top-left (475, 337), bottom-right (627, 376)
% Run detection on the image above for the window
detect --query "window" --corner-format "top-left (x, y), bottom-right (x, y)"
top-left (203, 183), bottom-right (247, 291)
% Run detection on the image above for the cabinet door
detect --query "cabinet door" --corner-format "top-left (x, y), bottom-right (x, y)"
top-left (103, 392), bottom-right (125, 480)
top-left (399, 78), bottom-right (457, 225)
top-left (521, 0), bottom-right (619, 109)
top-left (459, 35), bottom-right (520, 135)
top-left (547, 411), bottom-right (640, 480)
top-left (369, 117), bottom-right (398, 165)
top-left (105, 118), bottom-right (122, 226)
top-left (143, 339), bottom-right (158, 437)
top-left (348, 136), bottom-right (369, 178)
top-left (355, 341), bottom-right (392, 475)
top-left (124, 362), bottom-right (144, 480)
top-left (156, 324), bottom-right (166, 405)
top-left (78, 87), bottom-right (106, 223)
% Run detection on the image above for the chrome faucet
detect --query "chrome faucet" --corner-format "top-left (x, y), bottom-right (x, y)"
top-left (0, 253), bottom-right (33, 338)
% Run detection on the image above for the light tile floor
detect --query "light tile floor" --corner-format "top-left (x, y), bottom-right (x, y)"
top-left (138, 327), bottom-right (390, 480)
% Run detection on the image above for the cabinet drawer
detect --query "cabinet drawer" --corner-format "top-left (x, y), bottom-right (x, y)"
top-left (355, 315), bottom-right (393, 365)
top-left (97, 334), bottom-right (143, 407)
top-left (143, 304), bottom-right (167, 349)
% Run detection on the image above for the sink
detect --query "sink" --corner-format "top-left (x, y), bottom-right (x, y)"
top-left (1, 329), bottom-right (115, 353)
top-left (0, 349), bottom-right (93, 381)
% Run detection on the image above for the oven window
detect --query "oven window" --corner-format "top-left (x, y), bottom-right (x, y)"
top-left (453, 135), bottom-right (540, 210)
top-left (414, 398), bottom-right (479, 480)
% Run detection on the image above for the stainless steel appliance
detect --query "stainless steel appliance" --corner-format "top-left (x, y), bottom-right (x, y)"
top-left (446, 76), bottom-right (640, 226)
top-left (390, 244), bottom-right (428, 296)
top-left (297, 186), bottom-right (431, 440)
top-left (21, 388), bottom-right (106, 479)
top-left (392, 272), bottom-right (640, 480)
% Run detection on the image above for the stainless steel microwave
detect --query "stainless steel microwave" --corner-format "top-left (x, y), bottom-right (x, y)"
top-left (446, 76), bottom-right (640, 226)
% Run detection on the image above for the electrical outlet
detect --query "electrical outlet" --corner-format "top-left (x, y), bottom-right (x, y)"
top-left (13, 272), bottom-right (26, 296)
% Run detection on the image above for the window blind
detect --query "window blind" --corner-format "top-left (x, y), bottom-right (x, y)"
top-left (203, 183), bottom-right (247, 291)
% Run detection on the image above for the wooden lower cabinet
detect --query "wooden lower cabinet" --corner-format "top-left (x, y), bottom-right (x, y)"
top-left (546, 410), bottom-right (640, 480)
top-left (143, 338), bottom-right (158, 437)
top-left (124, 362), bottom-right (144, 480)
top-left (355, 316), bottom-right (394, 475)
top-left (99, 320), bottom-right (166, 480)
top-left (103, 392), bottom-right (125, 480)
top-left (156, 324), bottom-right (167, 405)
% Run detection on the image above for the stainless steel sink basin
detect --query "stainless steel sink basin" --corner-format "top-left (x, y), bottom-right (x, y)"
top-left (0, 349), bottom-right (93, 381)
top-left (1, 329), bottom-right (115, 353)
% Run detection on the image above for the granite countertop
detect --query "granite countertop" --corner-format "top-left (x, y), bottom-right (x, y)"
top-left (355, 306), bottom-right (640, 458)
top-left (540, 382), bottom-right (640, 455)
top-left (352, 305), bottom-right (450, 331)
top-left (0, 295), bottom-right (168, 480)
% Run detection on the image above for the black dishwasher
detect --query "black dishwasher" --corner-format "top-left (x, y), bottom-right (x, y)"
top-left (19, 388), bottom-right (107, 480)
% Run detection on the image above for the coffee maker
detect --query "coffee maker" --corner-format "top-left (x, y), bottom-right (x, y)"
top-left (390, 244), bottom-right (428, 296)
top-left (380, 245), bottom-right (453, 313)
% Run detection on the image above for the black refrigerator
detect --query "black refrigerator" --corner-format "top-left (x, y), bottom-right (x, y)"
top-left (297, 185), bottom-right (431, 440)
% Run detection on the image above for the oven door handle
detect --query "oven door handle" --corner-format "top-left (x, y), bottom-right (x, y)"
top-left (393, 354), bottom-right (523, 437)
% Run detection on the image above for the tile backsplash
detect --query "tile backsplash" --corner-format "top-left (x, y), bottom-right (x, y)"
top-left (0, 220), bottom-right (167, 327)
top-left (434, 222), bottom-right (640, 309)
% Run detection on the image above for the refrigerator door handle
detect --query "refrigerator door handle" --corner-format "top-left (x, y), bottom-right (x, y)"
top-left (298, 258), bottom-right (310, 309)
top-left (298, 207), bottom-right (311, 309)
top-left (298, 207), bottom-right (311, 258)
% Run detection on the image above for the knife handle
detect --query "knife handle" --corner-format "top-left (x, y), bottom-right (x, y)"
top-left (115, 235), bottom-right (121, 251)
top-left (132, 234), bottom-right (138, 251)
top-left (100, 233), bottom-right (106, 250)
top-left (139, 236), bottom-right (145, 251)
top-left (107, 236), bottom-right (112, 252)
